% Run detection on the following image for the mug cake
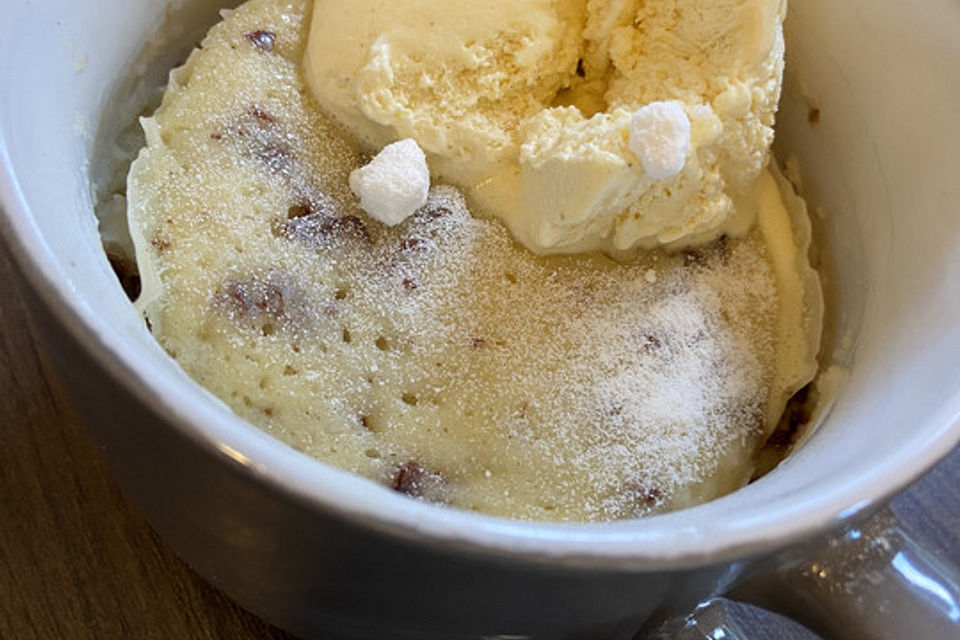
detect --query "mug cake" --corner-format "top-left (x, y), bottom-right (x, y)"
top-left (118, 0), bottom-right (822, 521)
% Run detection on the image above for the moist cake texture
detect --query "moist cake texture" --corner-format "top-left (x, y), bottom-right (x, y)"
top-left (127, 0), bottom-right (821, 521)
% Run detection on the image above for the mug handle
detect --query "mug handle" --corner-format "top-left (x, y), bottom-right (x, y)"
top-left (642, 506), bottom-right (960, 639)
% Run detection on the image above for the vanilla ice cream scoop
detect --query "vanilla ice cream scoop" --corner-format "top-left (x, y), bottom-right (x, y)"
top-left (304, 0), bottom-right (786, 254)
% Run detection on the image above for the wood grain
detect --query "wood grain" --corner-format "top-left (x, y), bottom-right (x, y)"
top-left (0, 240), bottom-right (955, 640)
top-left (0, 244), bottom-right (294, 640)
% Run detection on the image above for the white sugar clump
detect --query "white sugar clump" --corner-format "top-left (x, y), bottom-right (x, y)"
top-left (629, 101), bottom-right (691, 180)
top-left (349, 138), bottom-right (430, 226)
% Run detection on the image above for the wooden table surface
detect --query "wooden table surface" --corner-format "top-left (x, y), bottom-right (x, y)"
top-left (1, 240), bottom-right (957, 640)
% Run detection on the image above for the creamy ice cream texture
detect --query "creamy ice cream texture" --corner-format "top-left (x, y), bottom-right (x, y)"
top-left (304, 0), bottom-right (786, 253)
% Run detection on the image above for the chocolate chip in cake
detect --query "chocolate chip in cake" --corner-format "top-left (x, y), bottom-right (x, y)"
top-left (400, 236), bottom-right (428, 253)
top-left (638, 486), bottom-right (663, 509)
top-left (642, 334), bottom-right (662, 352)
top-left (225, 107), bottom-right (297, 176)
top-left (223, 280), bottom-right (286, 317)
top-left (281, 213), bottom-right (371, 247)
top-left (417, 203), bottom-right (453, 222)
top-left (245, 30), bottom-right (276, 53)
top-left (246, 107), bottom-right (276, 126)
top-left (390, 461), bottom-right (446, 502)
top-left (216, 273), bottom-right (309, 334)
top-left (683, 249), bottom-right (706, 267)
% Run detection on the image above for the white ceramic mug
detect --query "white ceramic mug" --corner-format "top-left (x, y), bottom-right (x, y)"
top-left (2, 1), bottom-right (958, 638)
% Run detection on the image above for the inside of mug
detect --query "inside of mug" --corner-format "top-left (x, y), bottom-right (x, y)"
top-left (3, 0), bottom-right (958, 551)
